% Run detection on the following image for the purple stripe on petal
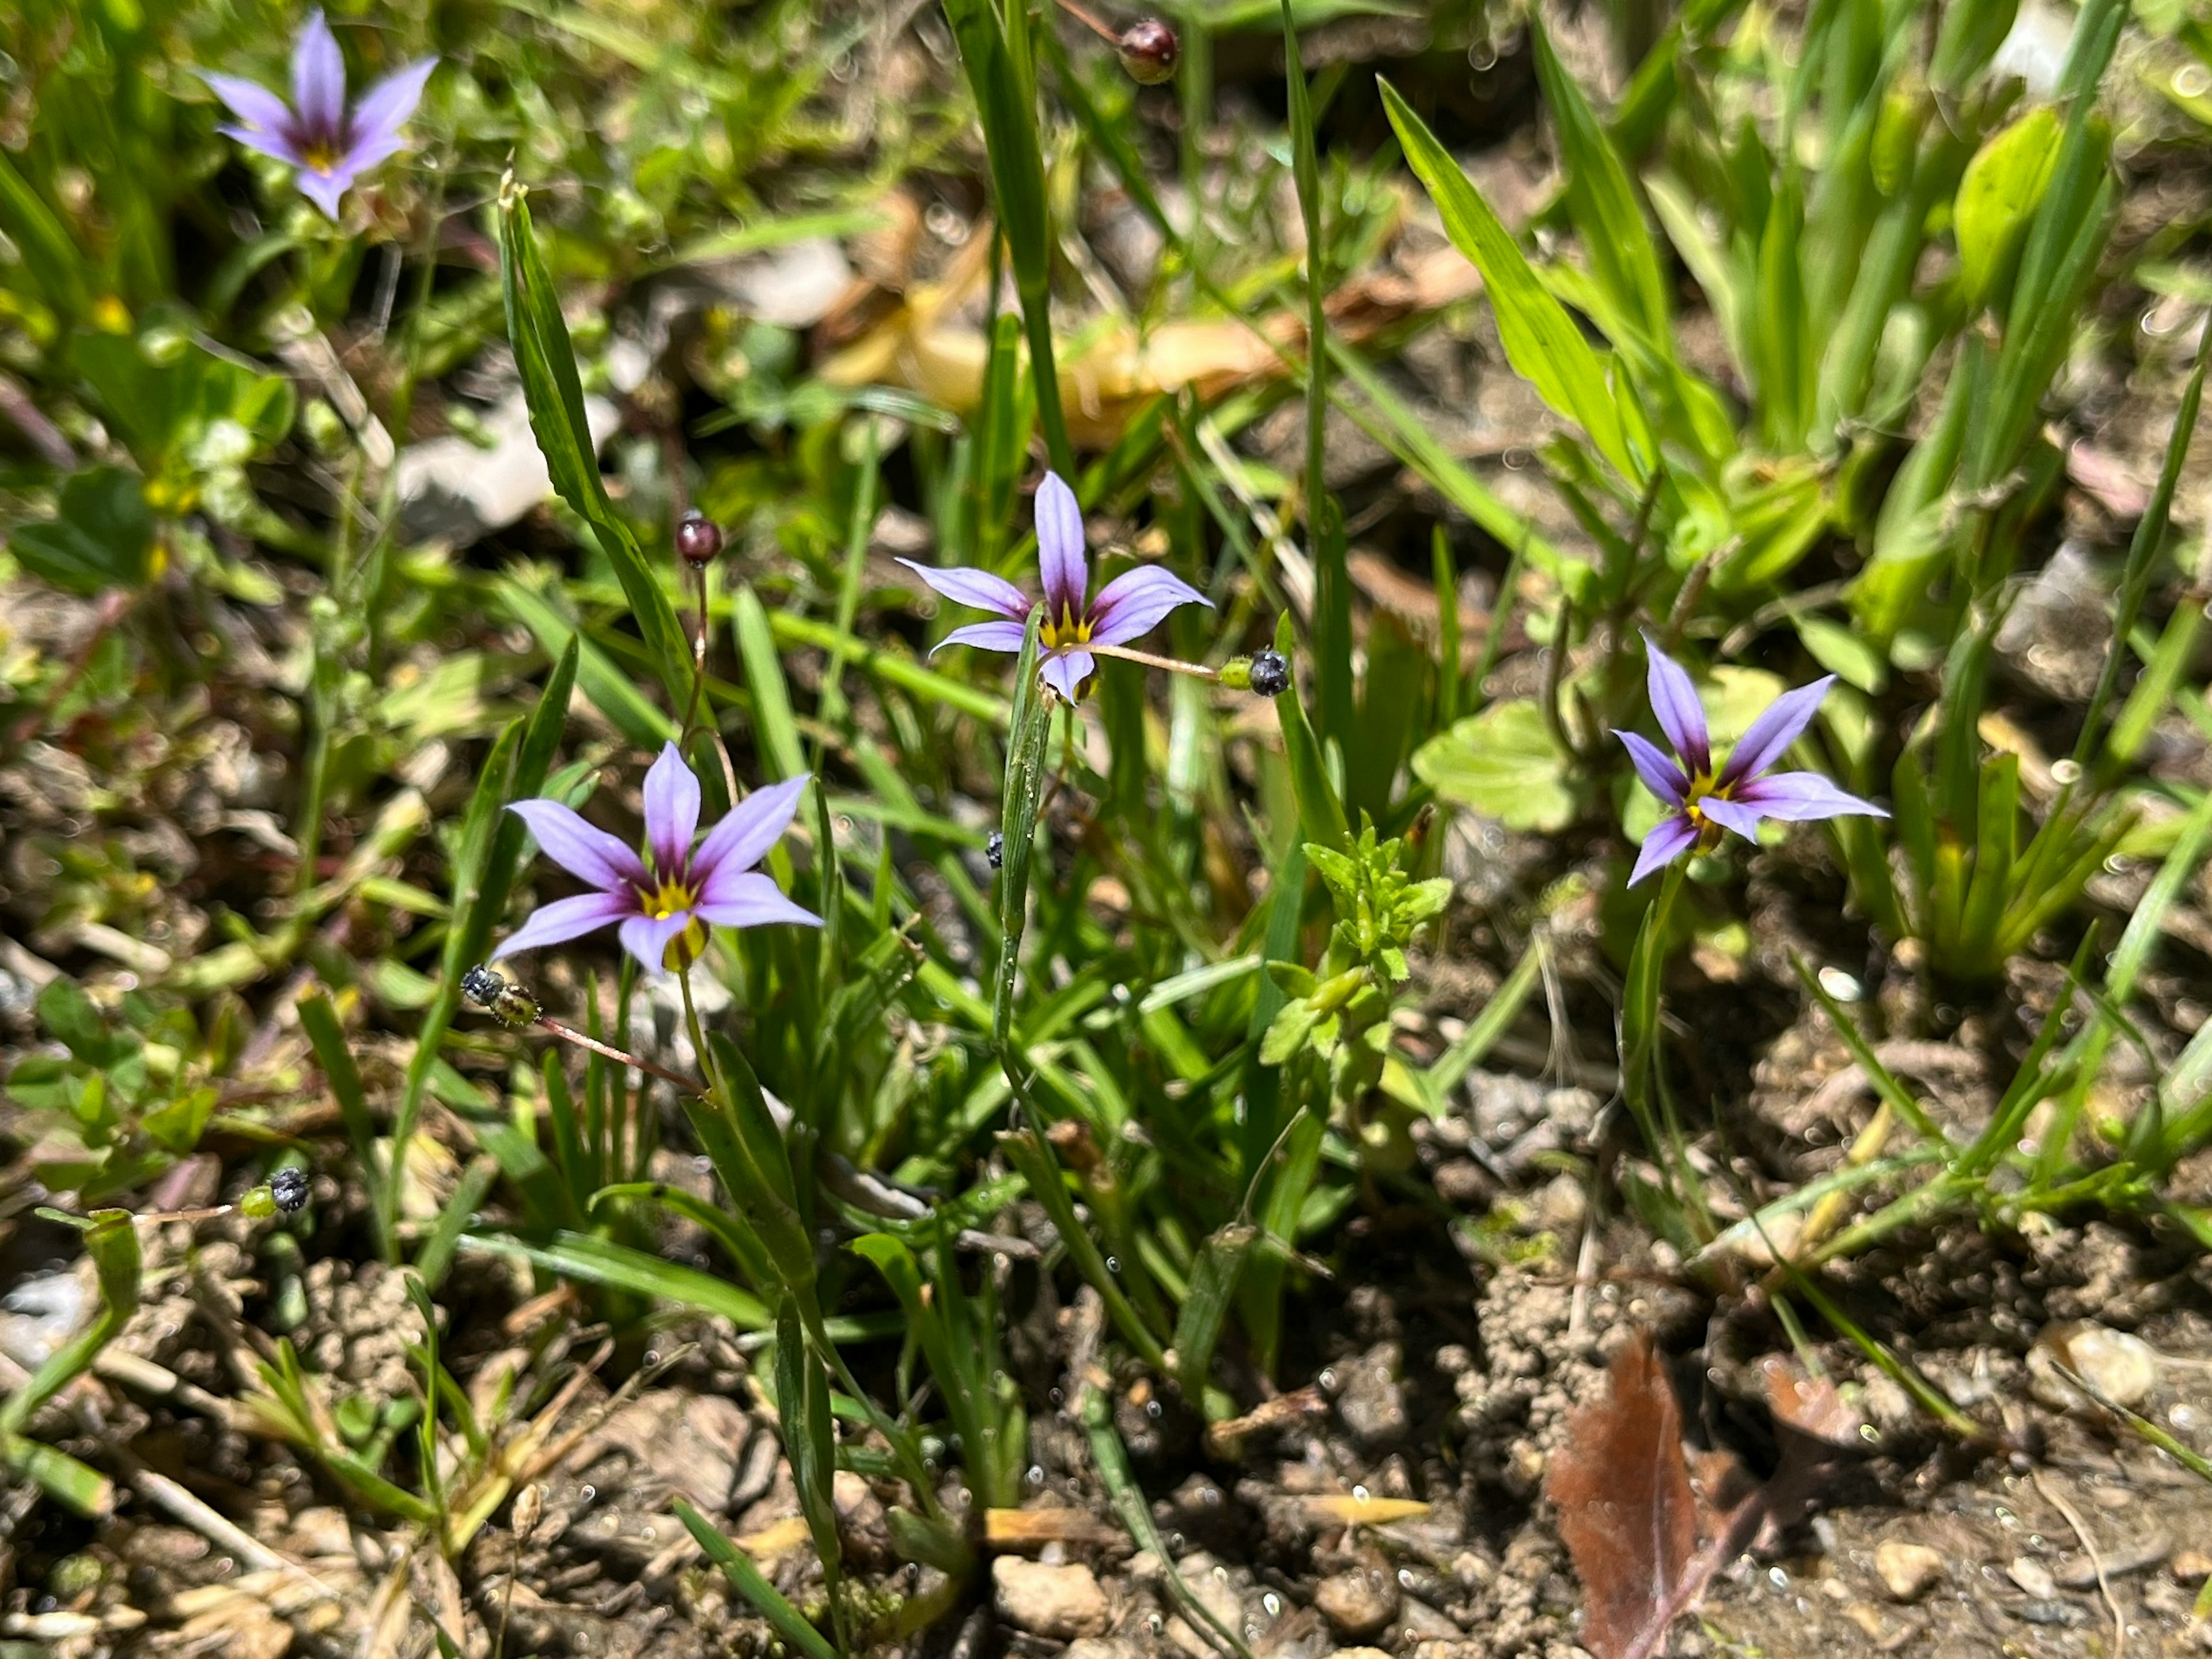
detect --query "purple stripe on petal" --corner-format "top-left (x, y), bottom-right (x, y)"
top-left (642, 742), bottom-right (702, 877)
top-left (1033, 471), bottom-right (1088, 623)
top-left (618, 912), bottom-right (694, 975)
top-left (695, 869), bottom-right (824, 931)
top-left (219, 123), bottom-right (313, 169)
top-left (508, 800), bottom-right (646, 889)
top-left (1615, 729), bottom-right (1690, 806)
top-left (1698, 793), bottom-right (1766, 841)
top-left (1642, 634), bottom-right (1710, 777)
top-left (691, 774), bottom-right (810, 885)
top-left (296, 168), bottom-right (350, 219)
top-left (347, 56), bottom-right (435, 149)
top-left (1039, 648), bottom-right (1095, 703)
top-left (490, 890), bottom-right (634, 958)
top-left (1087, 565), bottom-right (1211, 646)
top-left (202, 71), bottom-right (296, 135)
top-left (1628, 811), bottom-right (1700, 885)
top-left (1732, 771), bottom-right (1890, 821)
top-left (291, 10), bottom-right (347, 144)
top-left (929, 620), bottom-right (1030, 656)
top-left (1719, 676), bottom-right (1835, 786)
top-left (896, 557), bottom-right (1030, 620)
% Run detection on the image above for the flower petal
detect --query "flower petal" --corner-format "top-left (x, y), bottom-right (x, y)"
top-left (1039, 647), bottom-right (1095, 704)
top-left (1033, 471), bottom-right (1088, 622)
top-left (1733, 771), bottom-right (1890, 821)
top-left (618, 912), bottom-right (693, 975)
top-left (691, 774), bottom-right (810, 884)
top-left (1628, 811), bottom-right (1700, 886)
top-left (896, 557), bottom-right (1029, 620)
top-left (695, 869), bottom-right (824, 931)
top-left (490, 890), bottom-right (634, 958)
top-left (219, 123), bottom-right (312, 169)
top-left (928, 620), bottom-right (1030, 656)
top-left (642, 741), bottom-right (702, 876)
top-left (1698, 793), bottom-right (1767, 841)
top-left (1642, 634), bottom-right (1710, 777)
top-left (1087, 565), bottom-right (1211, 645)
top-left (508, 799), bottom-right (646, 889)
top-left (202, 71), bottom-right (296, 136)
top-left (295, 167), bottom-right (352, 219)
top-left (1615, 729), bottom-right (1689, 806)
top-left (331, 131), bottom-right (406, 179)
top-left (1719, 676), bottom-right (1835, 786)
top-left (291, 9), bottom-right (347, 143)
top-left (346, 56), bottom-right (435, 149)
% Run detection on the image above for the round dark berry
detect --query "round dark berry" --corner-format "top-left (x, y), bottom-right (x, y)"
top-left (461, 964), bottom-right (505, 1008)
top-left (270, 1166), bottom-right (310, 1214)
top-left (1118, 17), bottom-right (1180, 84)
top-left (1248, 649), bottom-right (1290, 698)
top-left (676, 510), bottom-right (723, 566)
top-left (986, 830), bottom-right (1005, 869)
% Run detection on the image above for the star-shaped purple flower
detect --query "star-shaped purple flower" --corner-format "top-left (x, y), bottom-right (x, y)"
top-left (1616, 635), bottom-right (1888, 886)
top-left (493, 743), bottom-right (821, 975)
top-left (898, 470), bottom-right (1211, 703)
top-left (202, 11), bottom-right (435, 221)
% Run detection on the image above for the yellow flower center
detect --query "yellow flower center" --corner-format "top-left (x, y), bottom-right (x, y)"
top-left (643, 879), bottom-right (696, 919)
top-left (302, 143), bottom-right (340, 176)
top-left (1039, 605), bottom-right (1092, 651)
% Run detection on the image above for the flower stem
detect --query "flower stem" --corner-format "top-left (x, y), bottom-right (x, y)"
top-left (1082, 639), bottom-right (1221, 680)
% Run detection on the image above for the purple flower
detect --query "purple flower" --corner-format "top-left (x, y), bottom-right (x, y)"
top-left (202, 11), bottom-right (435, 220)
top-left (898, 470), bottom-right (1211, 703)
top-left (1616, 635), bottom-right (1888, 886)
top-left (493, 743), bottom-right (821, 975)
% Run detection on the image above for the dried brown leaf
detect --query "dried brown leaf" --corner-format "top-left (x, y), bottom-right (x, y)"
top-left (1546, 1331), bottom-right (1699, 1659)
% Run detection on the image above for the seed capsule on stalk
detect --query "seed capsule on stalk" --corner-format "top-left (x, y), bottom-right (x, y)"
top-left (1119, 16), bottom-right (1180, 83)
top-left (676, 510), bottom-right (722, 566)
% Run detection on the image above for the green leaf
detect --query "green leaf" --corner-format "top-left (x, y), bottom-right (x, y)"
top-left (497, 185), bottom-right (691, 708)
top-left (1380, 78), bottom-right (1638, 480)
top-left (1269, 613), bottom-right (1350, 847)
top-left (733, 585), bottom-right (805, 781)
top-left (0, 152), bottom-right (91, 316)
top-left (1411, 699), bottom-right (1578, 831)
top-left (37, 978), bottom-right (118, 1067)
top-left (1531, 17), bottom-right (1671, 347)
top-left (1796, 615), bottom-right (1887, 693)
top-left (775, 1297), bottom-right (844, 1638)
top-left (1931, 0), bottom-right (2020, 91)
top-left (12, 468), bottom-right (156, 596)
top-left (676, 1499), bottom-right (838, 1659)
top-left (1955, 109), bottom-right (2062, 315)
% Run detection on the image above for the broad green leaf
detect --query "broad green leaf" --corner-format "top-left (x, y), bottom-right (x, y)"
top-left (1381, 78), bottom-right (1638, 479)
top-left (12, 468), bottom-right (156, 596)
top-left (1411, 699), bottom-right (1578, 831)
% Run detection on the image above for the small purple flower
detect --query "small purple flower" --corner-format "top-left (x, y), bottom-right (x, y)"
top-left (202, 11), bottom-right (435, 220)
top-left (899, 470), bottom-right (1211, 703)
top-left (1616, 635), bottom-right (1888, 886)
top-left (493, 743), bottom-right (821, 975)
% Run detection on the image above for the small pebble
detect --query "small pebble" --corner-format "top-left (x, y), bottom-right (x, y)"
top-left (2173, 1550), bottom-right (2212, 1585)
top-left (2008, 1556), bottom-right (2056, 1599)
top-left (1874, 1540), bottom-right (1945, 1603)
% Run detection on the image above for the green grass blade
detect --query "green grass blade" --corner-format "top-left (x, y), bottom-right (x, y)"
top-left (1380, 78), bottom-right (1639, 480)
top-left (676, 1499), bottom-right (839, 1659)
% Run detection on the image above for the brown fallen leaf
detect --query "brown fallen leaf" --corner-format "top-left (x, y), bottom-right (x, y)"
top-left (816, 216), bottom-right (1482, 449)
top-left (1547, 1332), bottom-right (1700, 1659)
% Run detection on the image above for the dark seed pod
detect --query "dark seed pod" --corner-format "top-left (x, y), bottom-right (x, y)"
top-left (987, 830), bottom-right (1005, 869)
top-left (1247, 649), bottom-right (1290, 698)
top-left (1118, 16), bottom-right (1180, 84)
top-left (270, 1166), bottom-right (310, 1214)
top-left (676, 510), bottom-right (723, 566)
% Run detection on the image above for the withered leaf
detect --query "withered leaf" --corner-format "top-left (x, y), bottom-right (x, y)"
top-left (1546, 1331), bottom-right (1699, 1659)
